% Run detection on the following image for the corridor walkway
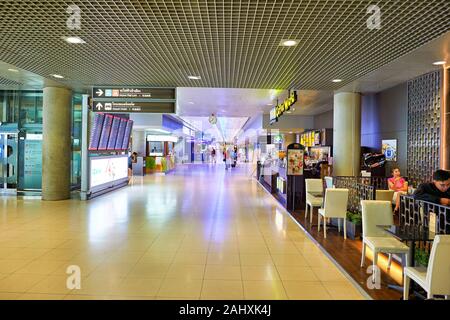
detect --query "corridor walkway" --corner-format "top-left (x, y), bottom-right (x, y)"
top-left (0, 164), bottom-right (365, 300)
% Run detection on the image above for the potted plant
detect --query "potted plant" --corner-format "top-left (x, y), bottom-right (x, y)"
top-left (145, 156), bottom-right (156, 174)
top-left (161, 157), bottom-right (167, 172)
top-left (414, 248), bottom-right (430, 267)
top-left (346, 211), bottom-right (362, 240)
top-left (329, 211), bottom-right (362, 240)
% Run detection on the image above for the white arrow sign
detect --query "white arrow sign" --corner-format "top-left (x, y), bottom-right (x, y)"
top-left (95, 102), bottom-right (103, 110)
top-left (96, 89), bottom-right (104, 96)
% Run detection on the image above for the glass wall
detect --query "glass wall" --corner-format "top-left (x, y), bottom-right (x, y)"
top-left (0, 90), bottom-right (83, 192)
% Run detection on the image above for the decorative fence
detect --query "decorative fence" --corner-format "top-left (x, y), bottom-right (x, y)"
top-left (400, 195), bottom-right (450, 234)
top-left (332, 176), bottom-right (376, 214)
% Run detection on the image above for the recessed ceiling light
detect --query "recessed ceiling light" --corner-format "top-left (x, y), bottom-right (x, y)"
top-left (188, 75), bottom-right (201, 80)
top-left (51, 74), bottom-right (64, 79)
top-left (267, 103), bottom-right (273, 106)
top-left (432, 61), bottom-right (446, 65)
top-left (8, 68), bottom-right (19, 72)
top-left (286, 111), bottom-right (292, 114)
top-left (188, 101), bottom-right (194, 104)
top-left (332, 79), bottom-right (343, 83)
top-left (280, 40), bottom-right (299, 47)
top-left (63, 36), bottom-right (86, 44)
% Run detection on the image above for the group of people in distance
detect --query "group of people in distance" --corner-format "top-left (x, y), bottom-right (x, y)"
top-left (388, 166), bottom-right (450, 212)
top-left (221, 145), bottom-right (238, 170)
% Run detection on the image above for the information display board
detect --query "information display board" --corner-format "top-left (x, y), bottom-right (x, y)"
top-left (88, 113), bottom-right (105, 150)
top-left (121, 120), bottom-right (133, 150)
top-left (89, 156), bottom-right (128, 188)
top-left (107, 116), bottom-right (121, 150)
top-left (115, 118), bottom-right (128, 150)
top-left (98, 114), bottom-right (114, 150)
top-left (23, 135), bottom-right (42, 189)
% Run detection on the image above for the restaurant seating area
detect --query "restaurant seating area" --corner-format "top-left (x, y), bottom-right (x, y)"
top-left (263, 172), bottom-right (450, 300)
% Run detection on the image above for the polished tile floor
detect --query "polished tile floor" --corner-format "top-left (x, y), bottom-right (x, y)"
top-left (0, 164), bottom-right (365, 300)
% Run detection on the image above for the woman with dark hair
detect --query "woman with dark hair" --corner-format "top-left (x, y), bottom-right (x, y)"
top-left (388, 167), bottom-right (408, 213)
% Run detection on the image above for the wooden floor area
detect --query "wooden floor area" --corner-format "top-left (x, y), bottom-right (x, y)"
top-left (269, 190), bottom-right (404, 300)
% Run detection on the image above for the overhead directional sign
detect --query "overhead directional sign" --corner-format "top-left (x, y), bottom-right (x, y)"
top-left (93, 101), bottom-right (175, 113)
top-left (92, 87), bottom-right (175, 99)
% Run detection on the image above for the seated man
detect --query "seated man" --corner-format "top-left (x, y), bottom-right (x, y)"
top-left (413, 170), bottom-right (450, 206)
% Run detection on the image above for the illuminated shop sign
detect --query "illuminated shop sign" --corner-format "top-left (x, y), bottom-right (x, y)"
top-left (269, 91), bottom-right (297, 124)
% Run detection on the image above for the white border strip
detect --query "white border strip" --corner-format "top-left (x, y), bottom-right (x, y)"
top-left (255, 178), bottom-right (373, 300)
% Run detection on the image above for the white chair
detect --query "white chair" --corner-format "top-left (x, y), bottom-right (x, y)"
top-left (404, 235), bottom-right (450, 300)
top-left (318, 188), bottom-right (349, 239)
top-left (375, 190), bottom-right (395, 201)
top-left (305, 179), bottom-right (324, 223)
top-left (324, 176), bottom-right (334, 189)
top-left (360, 201), bottom-right (409, 273)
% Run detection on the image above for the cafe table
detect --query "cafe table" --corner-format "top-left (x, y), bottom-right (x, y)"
top-left (377, 224), bottom-right (436, 298)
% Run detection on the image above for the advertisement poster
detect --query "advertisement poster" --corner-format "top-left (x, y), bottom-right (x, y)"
top-left (287, 149), bottom-right (304, 176)
top-left (382, 139), bottom-right (397, 161)
top-left (90, 156), bottom-right (128, 188)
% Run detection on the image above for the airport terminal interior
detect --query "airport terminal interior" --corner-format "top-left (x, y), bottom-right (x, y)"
top-left (0, 0), bottom-right (449, 301)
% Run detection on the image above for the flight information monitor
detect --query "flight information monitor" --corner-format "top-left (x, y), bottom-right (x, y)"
top-left (98, 114), bottom-right (114, 150)
top-left (115, 118), bottom-right (128, 150)
top-left (121, 120), bottom-right (134, 150)
top-left (88, 113), bottom-right (105, 150)
top-left (107, 116), bottom-right (121, 150)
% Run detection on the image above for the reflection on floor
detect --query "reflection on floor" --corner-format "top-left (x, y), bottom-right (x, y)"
top-left (0, 164), bottom-right (365, 300)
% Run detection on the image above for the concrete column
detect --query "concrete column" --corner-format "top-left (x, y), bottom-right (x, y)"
top-left (333, 92), bottom-right (361, 176)
top-left (42, 87), bottom-right (72, 200)
top-left (131, 130), bottom-right (146, 157)
top-left (441, 67), bottom-right (450, 170)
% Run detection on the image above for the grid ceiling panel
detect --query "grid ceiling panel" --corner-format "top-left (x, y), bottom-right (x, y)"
top-left (0, 0), bottom-right (449, 89)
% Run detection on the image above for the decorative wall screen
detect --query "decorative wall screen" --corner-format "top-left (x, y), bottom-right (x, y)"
top-left (407, 70), bottom-right (442, 187)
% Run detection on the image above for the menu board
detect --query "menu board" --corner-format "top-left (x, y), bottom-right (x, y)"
top-left (107, 116), bottom-right (121, 150)
top-left (287, 149), bottom-right (304, 176)
top-left (98, 114), bottom-right (114, 150)
top-left (121, 120), bottom-right (134, 150)
top-left (88, 113), bottom-right (105, 150)
top-left (115, 118), bottom-right (128, 150)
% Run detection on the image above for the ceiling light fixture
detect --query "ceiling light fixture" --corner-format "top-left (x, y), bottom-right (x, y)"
top-left (8, 68), bottom-right (19, 72)
top-left (432, 61), bottom-right (446, 66)
top-left (51, 74), bottom-right (64, 79)
top-left (188, 101), bottom-right (194, 104)
top-left (63, 36), bottom-right (86, 44)
top-left (281, 40), bottom-right (299, 47)
top-left (188, 75), bottom-right (201, 80)
top-left (332, 79), bottom-right (343, 83)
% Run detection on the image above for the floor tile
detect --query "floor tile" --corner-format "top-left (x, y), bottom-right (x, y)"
top-left (204, 265), bottom-right (242, 280)
top-left (242, 280), bottom-right (288, 300)
top-left (201, 280), bottom-right (244, 299)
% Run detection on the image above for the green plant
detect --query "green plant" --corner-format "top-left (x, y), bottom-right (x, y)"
top-left (415, 248), bottom-right (430, 267)
top-left (146, 156), bottom-right (156, 170)
top-left (346, 211), bottom-right (362, 225)
top-left (161, 157), bottom-right (167, 171)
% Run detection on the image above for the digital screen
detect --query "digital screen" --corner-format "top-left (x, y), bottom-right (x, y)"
top-left (90, 156), bottom-right (128, 188)
top-left (121, 120), bottom-right (133, 150)
top-left (115, 118), bottom-right (128, 150)
top-left (107, 116), bottom-right (121, 150)
top-left (88, 113), bottom-right (105, 150)
top-left (98, 114), bottom-right (114, 150)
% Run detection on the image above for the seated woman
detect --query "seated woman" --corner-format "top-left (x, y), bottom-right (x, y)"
top-left (388, 167), bottom-right (408, 213)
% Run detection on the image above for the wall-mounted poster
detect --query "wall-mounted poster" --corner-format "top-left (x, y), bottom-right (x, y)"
top-left (287, 149), bottom-right (304, 175)
top-left (382, 139), bottom-right (397, 161)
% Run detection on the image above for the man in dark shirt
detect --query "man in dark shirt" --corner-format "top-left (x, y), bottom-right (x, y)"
top-left (413, 170), bottom-right (450, 205)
